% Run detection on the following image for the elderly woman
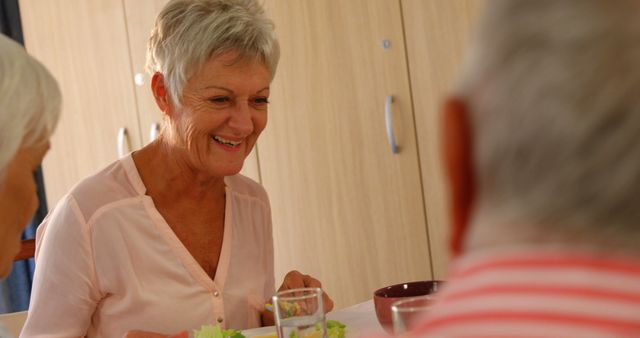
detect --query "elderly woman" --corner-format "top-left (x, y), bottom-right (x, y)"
top-left (22, 1), bottom-right (332, 337)
top-left (0, 34), bottom-right (61, 337)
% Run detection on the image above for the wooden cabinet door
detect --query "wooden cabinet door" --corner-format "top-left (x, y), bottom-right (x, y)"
top-left (402, 0), bottom-right (485, 278)
top-left (262, 0), bottom-right (431, 308)
top-left (123, 0), bottom-right (167, 147)
top-left (20, 0), bottom-right (143, 208)
top-left (122, 0), bottom-right (262, 182)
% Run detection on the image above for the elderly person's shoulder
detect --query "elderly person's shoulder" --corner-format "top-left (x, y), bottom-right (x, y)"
top-left (224, 173), bottom-right (269, 204)
top-left (51, 155), bottom-right (143, 218)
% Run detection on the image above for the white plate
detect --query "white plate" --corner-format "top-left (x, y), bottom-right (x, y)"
top-left (242, 325), bottom-right (276, 338)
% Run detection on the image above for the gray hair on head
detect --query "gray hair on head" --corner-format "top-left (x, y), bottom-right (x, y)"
top-left (456, 0), bottom-right (640, 251)
top-left (146, 0), bottom-right (280, 107)
top-left (0, 34), bottom-right (61, 178)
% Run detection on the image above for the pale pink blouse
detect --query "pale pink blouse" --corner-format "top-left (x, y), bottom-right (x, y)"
top-left (21, 154), bottom-right (274, 338)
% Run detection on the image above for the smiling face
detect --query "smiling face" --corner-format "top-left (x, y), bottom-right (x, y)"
top-left (162, 51), bottom-right (271, 178)
top-left (0, 141), bottom-right (49, 277)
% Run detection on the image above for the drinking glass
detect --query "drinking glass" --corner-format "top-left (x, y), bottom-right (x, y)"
top-left (273, 287), bottom-right (326, 338)
top-left (391, 295), bottom-right (433, 334)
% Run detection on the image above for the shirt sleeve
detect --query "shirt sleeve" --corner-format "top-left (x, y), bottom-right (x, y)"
top-left (21, 194), bottom-right (102, 338)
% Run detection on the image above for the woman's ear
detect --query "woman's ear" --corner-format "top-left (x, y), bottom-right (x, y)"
top-left (151, 72), bottom-right (170, 113)
top-left (442, 97), bottom-right (475, 257)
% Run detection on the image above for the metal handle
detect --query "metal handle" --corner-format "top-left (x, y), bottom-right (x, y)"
top-left (385, 95), bottom-right (399, 154)
top-left (134, 73), bottom-right (145, 87)
top-left (149, 122), bottom-right (160, 142)
top-left (117, 127), bottom-right (129, 157)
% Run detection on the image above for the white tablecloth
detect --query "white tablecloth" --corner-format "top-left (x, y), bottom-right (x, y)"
top-left (327, 300), bottom-right (385, 337)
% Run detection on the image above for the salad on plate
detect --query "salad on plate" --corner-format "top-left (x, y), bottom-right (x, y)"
top-left (194, 320), bottom-right (346, 338)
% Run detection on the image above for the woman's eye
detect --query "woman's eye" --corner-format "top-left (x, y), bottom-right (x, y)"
top-left (252, 97), bottom-right (270, 107)
top-left (209, 96), bottom-right (231, 105)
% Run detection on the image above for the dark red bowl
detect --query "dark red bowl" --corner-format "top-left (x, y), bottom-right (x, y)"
top-left (373, 280), bottom-right (444, 332)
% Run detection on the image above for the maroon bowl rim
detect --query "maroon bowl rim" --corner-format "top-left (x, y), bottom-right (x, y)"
top-left (374, 280), bottom-right (444, 298)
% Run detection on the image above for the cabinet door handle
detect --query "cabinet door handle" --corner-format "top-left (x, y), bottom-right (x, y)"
top-left (385, 95), bottom-right (399, 154)
top-left (134, 73), bottom-right (145, 87)
top-left (117, 127), bottom-right (129, 158)
top-left (149, 122), bottom-right (160, 143)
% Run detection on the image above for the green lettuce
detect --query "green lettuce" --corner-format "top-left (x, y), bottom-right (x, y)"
top-left (193, 324), bottom-right (246, 338)
top-left (326, 320), bottom-right (346, 338)
top-left (313, 320), bottom-right (345, 338)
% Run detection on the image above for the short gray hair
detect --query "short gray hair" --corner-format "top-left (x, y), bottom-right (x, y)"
top-left (457, 0), bottom-right (640, 250)
top-left (0, 34), bottom-right (61, 178)
top-left (146, 0), bottom-right (280, 106)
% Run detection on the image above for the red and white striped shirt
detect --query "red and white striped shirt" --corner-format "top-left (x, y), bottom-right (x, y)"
top-left (410, 248), bottom-right (640, 337)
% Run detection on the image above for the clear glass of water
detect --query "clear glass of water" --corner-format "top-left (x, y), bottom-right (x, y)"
top-left (391, 295), bottom-right (433, 334)
top-left (273, 287), bottom-right (326, 338)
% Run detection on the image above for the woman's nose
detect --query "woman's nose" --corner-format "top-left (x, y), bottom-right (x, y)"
top-left (228, 103), bottom-right (254, 136)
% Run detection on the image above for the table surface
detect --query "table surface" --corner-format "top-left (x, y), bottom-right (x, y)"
top-left (327, 300), bottom-right (384, 337)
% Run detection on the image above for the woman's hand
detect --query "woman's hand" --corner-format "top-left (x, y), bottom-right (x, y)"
top-left (261, 270), bottom-right (334, 327)
top-left (278, 270), bottom-right (334, 313)
top-left (123, 330), bottom-right (188, 338)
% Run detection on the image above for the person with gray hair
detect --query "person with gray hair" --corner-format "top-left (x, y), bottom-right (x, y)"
top-left (0, 33), bottom-right (60, 337)
top-left (405, 0), bottom-right (640, 336)
top-left (21, 1), bottom-right (332, 337)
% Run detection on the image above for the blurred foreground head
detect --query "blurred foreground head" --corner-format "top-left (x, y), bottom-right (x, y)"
top-left (0, 34), bottom-right (61, 277)
top-left (446, 0), bottom-right (640, 255)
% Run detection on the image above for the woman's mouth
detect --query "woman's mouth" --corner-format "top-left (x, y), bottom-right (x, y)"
top-left (212, 135), bottom-right (241, 148)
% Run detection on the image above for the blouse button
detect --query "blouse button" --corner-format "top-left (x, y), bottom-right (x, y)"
top-left (217, 317), bottom-right (224, 323)
top-left (213, 291), bottom-right (220, 297)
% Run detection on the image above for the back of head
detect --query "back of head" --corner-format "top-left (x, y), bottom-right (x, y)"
top-left (456, 0), bottom-right (640, 251)
top-left (0, 34), bottom-right (61, 177)
top-left (146, 0), bottom-right (280, 107)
